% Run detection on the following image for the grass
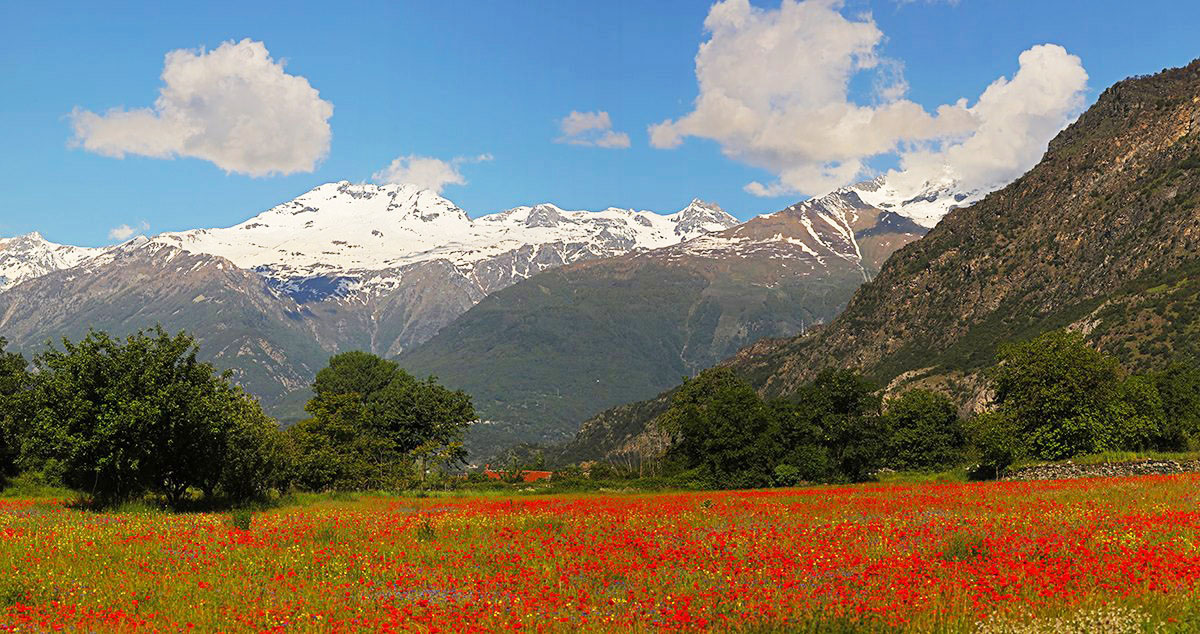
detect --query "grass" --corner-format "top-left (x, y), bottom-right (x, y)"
top-left (873, 467), bottom-right (971, 484)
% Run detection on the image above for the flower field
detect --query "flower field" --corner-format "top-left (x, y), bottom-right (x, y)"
top-left (4, 476), bottom-right (1200, 632)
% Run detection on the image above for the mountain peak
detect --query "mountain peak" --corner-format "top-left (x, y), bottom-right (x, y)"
top-left (0, 232), bottom-right (104, 290)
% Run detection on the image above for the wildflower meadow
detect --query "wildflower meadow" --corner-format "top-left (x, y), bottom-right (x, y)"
top-left (4, 475), bottom-right (1200, 632)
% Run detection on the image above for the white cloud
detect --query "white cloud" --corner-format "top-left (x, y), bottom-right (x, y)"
top-left (108, 221), bottom-right (149, 241)
top-left (70, 39), bottom-right (333, 177)
top-left (887, 44), bottom-right (1088, 195)
top-left (653, 0), bottom-right (1087, 198)
top-left (555, 110), bottom-right (632, 149)
top-left (371, 154), bottom-right (493, 194)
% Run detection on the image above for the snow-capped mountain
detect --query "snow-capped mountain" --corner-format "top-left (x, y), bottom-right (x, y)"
top-left (0, 174), bottom-right (972, 432)
top-left (659, 174), bottom-right (973, 285)
top-left (398, 177), bottom-right (974, 456)
top-left (147, 181), bottom-right (738, 298)
top-left (0, 182), bottom-right (741, 417)
top-left (0, 232), bottom-right (106, 290)
top-left (852, 174), bottom-right (982, 229)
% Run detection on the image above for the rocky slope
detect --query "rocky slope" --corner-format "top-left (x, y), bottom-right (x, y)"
top-left (0, 240), bottom-right (327, 410)
top-left (560, 59), bottom-right (1200, 465)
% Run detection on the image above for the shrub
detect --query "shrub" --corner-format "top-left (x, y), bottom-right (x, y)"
top-left (230, 509), bottom-right (253, 531)
top-left (969, 411), bottom-right (1022, 478)
top-left (773, 464), bottom-right (802, 487)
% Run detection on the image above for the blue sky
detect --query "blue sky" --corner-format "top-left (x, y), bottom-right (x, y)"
top-left (2, 0), bottom-right (1198, 246)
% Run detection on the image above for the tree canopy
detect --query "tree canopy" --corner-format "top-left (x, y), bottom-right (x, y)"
top-left (0, 337), bottom-right (29, 482)
top-left (656, 367), bottom-right (966, 488)
top-left (289, 351), bottom-right (476, 491)
top-left (17, 328), bottom-right (286, 507)
top-left (974, 329), bottom-right (1196, 474)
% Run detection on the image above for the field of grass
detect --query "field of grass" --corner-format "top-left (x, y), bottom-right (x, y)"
top-left (5, 475), bottom-right (1200, 631)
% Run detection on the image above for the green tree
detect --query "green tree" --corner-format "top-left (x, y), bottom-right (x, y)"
top-left (1150, 363), bottom-right (1200, 448)
top-left (0, 337), bottom-right (30, 482)
top-left (968, 411), bottom-right (1022, 478)
top-left (311, 350), bottom-right (399, 405)
top-left (884, 389), bottom-right (965, 471)
top-left (216, 392), bottom-right (290, 502)
top-left (660, 368), bottom-right (774, 488)
top-left (991, 330), bottom-right (1123, 460)
top-left (24, 328), bottom-right (276, 508)
top-left (795, 369), bottom-right (886, 482)
top-left (1106, 375), bottom-right (1169, 451)
top-left (292, 352), bottom-right (475, 491)
top-left (765, 398), bottom-right (830, 484)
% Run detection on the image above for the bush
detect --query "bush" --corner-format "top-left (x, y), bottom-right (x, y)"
top-left (772, 464), bottom-right (802, 487)
top-left (230, 509), bottom-right (253, 531)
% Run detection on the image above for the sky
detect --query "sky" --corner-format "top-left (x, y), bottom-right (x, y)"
top-left (1, 0), bottom-right (1198, 247)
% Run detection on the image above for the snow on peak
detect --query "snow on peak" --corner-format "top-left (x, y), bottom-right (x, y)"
top-left (850, 172), bottom-right (980, 229)
top-left (0, 232), bottom-right (106, 290)
top-left (147, 183), bottom-right (740, 282)
top-left (669, 199), bottom-right (739, 238)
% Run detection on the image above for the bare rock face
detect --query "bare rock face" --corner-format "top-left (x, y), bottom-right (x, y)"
top-left (735, 59), bottom-right (1200, 398)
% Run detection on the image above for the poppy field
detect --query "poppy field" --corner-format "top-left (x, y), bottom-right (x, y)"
top-left (4, 475), bottom-right (1200, 632)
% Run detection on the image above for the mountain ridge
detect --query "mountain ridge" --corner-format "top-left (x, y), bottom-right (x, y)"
top-left (1, 170), bottom-right (975, 437)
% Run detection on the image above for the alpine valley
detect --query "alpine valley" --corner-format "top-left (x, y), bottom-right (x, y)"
top-left (556, 59), bottom-right (1200, 467)
top-left (400, 177), bottom-right (977, 455)
top-left (0, 172), bottom-right (972, 457)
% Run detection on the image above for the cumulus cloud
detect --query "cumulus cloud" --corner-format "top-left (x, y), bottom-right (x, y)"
top-left (108, 221), bottom-right (149, 241)
top-left (887, 44), bottom-right (1088, 195)
top-left (555, 110), bottom-right (631, 148)
top-left (652, 0), bottom-right (1087, 198)
top-left (371, 154), bottom-right (493, 194)
top-left (70, 39), bottom-right (333, 177)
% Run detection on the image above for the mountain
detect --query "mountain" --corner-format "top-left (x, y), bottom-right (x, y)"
top-left (559, 59), bottom-right (1200, 465)
top-left (0, 240), bottom-right (328, 403)
top-left (0, 232), bottom-right (104, 290)
top-left (400, 177), bottom-right (972, 457)
top-left (0, 183), bottom-right (738, 418)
